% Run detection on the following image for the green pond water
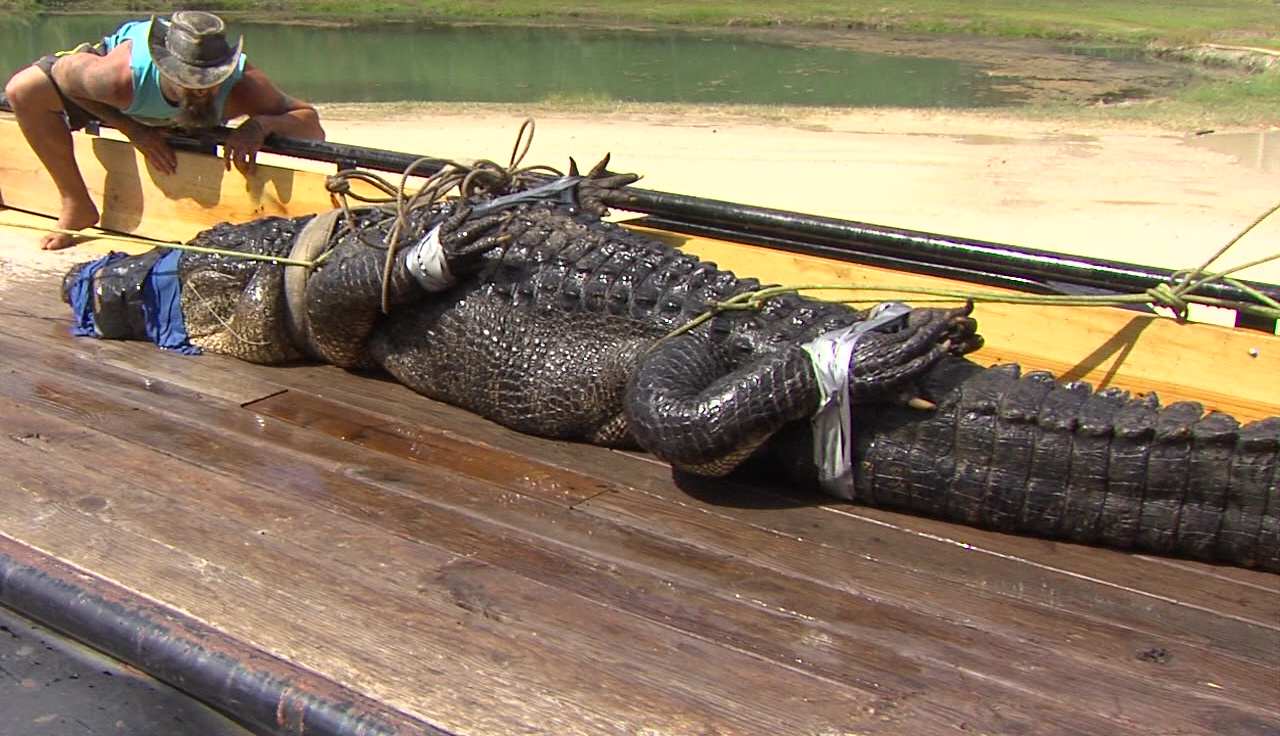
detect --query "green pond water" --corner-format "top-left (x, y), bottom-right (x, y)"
top-left (1, 14), bottom-right (1028, 108)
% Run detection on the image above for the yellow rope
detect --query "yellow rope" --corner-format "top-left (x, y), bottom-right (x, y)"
top-left (662, 198), bottom-right (1280, 337)
top-left (663, 279), bottom-right (1280, 341)
top-left (0, 220), bottom-right (326, 268)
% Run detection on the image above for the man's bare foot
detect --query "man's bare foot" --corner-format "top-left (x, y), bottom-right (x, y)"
top-left (42, 199), bottom-right (100, 250)
top-left (40, 230), bottom-right (82, 250)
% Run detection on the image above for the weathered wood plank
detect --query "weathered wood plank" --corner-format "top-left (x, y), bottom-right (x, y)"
top-left (5, 264), bottom-right (1274, 637)
top-left (230, 335), bottom-right (1280, 643)
top-left (0, 413), bottom-right (1141, 735)
top-left (5, 322), bottom-right (1274, 736)
top-left (0, 307), bottom-right (1087, 732)
top-left (0, 377), bottom-right (900, 734)
top-left (7, 311), bottom-right (1259, 732)
top-left (237, 390), bottom-right (1280, 727)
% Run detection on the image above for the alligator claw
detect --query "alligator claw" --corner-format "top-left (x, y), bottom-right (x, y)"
top-left (845, 304), bottom-right (982, 402)
top-left (907, 396), bottom-right (937, 411)
top-left (571, 154), bottom-right (642, 216)
top-left (434, 206), bottom-right (515, 272)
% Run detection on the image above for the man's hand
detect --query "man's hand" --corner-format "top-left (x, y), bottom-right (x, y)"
top-left (123, 123), bottom-right (178, 175)
top-left (223, 118), bottom-right (267, 175)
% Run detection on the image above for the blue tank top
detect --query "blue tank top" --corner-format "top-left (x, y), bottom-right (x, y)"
top-left (103, 19), bottom-right (245, 125)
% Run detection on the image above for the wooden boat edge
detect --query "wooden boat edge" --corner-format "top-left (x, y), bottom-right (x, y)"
top-left (3, 114), bottom-right (1275, 421)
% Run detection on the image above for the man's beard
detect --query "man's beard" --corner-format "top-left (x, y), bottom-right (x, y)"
top-left (172, 93), bottom-right (221, 130)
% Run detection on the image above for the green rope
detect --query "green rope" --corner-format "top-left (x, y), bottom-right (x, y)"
top-left (666, 199), bottom-right (1280, 337)
top-left (665, 280), bottom-right (1280, 341)
top-left (0, 220), bottom-right (327, 269)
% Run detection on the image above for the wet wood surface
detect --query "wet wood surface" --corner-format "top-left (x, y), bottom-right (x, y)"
top-left (0, 241), bottom-right (1277, 735)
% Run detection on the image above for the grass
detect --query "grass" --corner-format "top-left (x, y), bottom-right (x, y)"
top-left (4, 0), bottom-right (1277, 128)
top-left (8, 0), bottom-right (1279, 48)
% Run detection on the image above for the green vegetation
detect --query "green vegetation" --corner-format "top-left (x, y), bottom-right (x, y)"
top-left (5, 0), bottom-right (1277, 48)
top-left (1158, 64), bottom-right (1280, 127)
top-left (2, 0), bottom-right (1275, 127)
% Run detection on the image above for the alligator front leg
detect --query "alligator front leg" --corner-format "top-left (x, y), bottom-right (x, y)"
top-left (627, 305), bottom-right (979, 476)
top-left (299, 204), bottom-right (512, 368)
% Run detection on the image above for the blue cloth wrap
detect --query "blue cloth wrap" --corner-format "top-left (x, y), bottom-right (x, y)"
top-left (67, 251), bottom-right (127, 337)
top-left (142, 249), bottom-right (201, 355)
top-left (67, 249), bottom-right (201, 355)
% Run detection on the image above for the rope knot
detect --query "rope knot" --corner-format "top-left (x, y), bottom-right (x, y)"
top-left (1145, 282), bottom-right (1191, 321)
top-left (324, 175), bottom-right (352, 195)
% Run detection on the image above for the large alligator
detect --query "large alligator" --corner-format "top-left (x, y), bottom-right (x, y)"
top-left (62, 162), bottom-right (1278, 572)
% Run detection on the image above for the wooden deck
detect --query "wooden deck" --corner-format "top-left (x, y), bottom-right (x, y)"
top-left (0, 216), bottom-right (1277, 735)
top-left (1, 115), bottom-right (1278, 734)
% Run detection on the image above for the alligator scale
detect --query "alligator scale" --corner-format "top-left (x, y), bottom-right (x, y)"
top-left (62, 162), bottom-right (1279, 573)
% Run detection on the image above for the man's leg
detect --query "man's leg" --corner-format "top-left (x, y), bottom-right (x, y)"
top-left (4, 64), bottom-right (100, 250)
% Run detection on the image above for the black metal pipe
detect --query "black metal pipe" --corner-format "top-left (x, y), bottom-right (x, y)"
top-left (4, 101), bottom-right (1275, 307)
top-left (614, 189), bottom-right (1280, 306)
top-left (205, 126), bottom-right (1278, 308)
top-left (637, 215), bottom-right (1071, 296)
top-left (178, 127), bottom-right (455, 179)
top-left (0, 536), bottom-right (451, 736)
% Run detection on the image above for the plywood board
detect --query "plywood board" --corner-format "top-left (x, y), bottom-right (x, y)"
top-left (0, 116), bottom-right (357, 241)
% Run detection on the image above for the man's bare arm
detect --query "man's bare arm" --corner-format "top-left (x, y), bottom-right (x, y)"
top-left (223, 64), bottom-right (324, 173)
top-left (50, 51), bottom-right (137, 132)
top-left (225, 65), bottom-right (322, 133)
top-left (50, 49), bottom-right (179, 174)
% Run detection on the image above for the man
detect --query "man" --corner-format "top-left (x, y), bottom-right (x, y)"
top-left (3, 10), bottom-right (325, 250)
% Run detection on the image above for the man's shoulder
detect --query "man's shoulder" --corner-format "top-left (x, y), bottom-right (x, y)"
top-left (52, 44), bottom-right (135, 103)
top-left (81, 43), bottom-right (135, 82)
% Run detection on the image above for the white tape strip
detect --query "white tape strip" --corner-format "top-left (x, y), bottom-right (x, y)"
top-left (800, 302), bottom-right (912, 500)
top-left (405, 224), bottom-right (456, 292)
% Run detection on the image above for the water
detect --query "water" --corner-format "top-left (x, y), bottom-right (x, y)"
top-left (1185, 129), bottom-right (1280, 173)
top-left (0, 605), bottom-right (252, 736)
top-left (0, 14), bottom-right (1023, 108)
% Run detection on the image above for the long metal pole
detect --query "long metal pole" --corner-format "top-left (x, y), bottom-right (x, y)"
top-left (0, 536), bottom-right (449, 736)
top-left (192, 127), bottom-right (1279, 307)
top-left (3, 100), bottom-right (1276, 307)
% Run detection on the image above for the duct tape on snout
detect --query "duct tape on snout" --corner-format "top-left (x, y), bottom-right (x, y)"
top-left (405, 224), bottom-right (456, 292)
top-left (468, 175), bottom-right (582, 218)
top-left (801, 301), bottom-right (913, 500)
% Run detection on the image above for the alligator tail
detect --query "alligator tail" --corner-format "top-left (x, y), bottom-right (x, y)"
top-left (852, 359), bottom-right (1279, 572)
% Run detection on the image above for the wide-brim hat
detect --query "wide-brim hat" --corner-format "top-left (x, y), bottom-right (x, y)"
top-left (147, 11), bottom-right (243, 90)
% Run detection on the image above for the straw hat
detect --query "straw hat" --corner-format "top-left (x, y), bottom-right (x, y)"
top-left (147, 11), bottom-right (244, 90)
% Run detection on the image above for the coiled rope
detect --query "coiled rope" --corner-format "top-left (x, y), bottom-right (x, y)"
top-left (322, 118), bottom-right (565, 313)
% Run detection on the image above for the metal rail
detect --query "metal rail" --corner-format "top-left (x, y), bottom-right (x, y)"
top-left (0, 536), bottom-right (449, 736)
top-left (186, 126), bottom-right (1280, 311)
top-left (3, 99), bottom-right (1276, 311)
